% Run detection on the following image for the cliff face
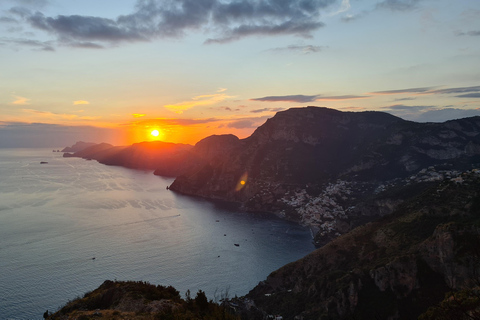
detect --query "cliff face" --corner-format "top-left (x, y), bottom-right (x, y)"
top-left (245, 170), bottom-right (480, 319)
top-left (169, 107), bottom-right (480, 242)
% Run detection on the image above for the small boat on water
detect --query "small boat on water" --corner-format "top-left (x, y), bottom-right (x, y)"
top-left (40, 161), bottom-right (48, 164)
top-left (234, 243), bottom-right (240, 247)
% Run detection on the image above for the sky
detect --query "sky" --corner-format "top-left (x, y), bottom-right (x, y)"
top-left (1, 0), bottom-right (480, 147)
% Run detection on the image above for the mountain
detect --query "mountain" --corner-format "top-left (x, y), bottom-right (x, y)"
top-left (63, 140), bottom-right (193, 175)
top-left (169, 107), bottom-right (480, 244)
top-left (244, 169), bottom-right (480, 319)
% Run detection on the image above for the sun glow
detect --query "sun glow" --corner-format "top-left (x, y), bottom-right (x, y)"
top-left (151, 129), bottom-right (159, 137)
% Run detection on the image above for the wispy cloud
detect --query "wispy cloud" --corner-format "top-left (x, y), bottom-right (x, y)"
top-left (429, 86), bottom-right (480, 94)
top-left (164, 92), bottom-right (234, 114)
top-left (380, 104), bottom-right (480, 122)
top-left (0, 37), bottom-right (54, 51)
top-left (227, 119), bottom-right (256, 129)
top-left (370, 86), bottom-right (435, 95)
top-left (329, 0), bottom-right (351, 16)
top-left (251, 94), bottom-right (370, 102)
top-left (250, 107), bottom-right (286, 113)
top-left (376, 0), bottom-right (422, 12)
top-left (251, 94), bottom-right (320, 103)
top-left (456, 30), bottom-right (480, 37)
top-left (315, 95), bottom-right (371, 101)
top-left (456, 93), bottom-right (480, 98)
top-left (12, 95), bottom-right (30, 105)
top-left (6, 0), bottom-right (337, 49)
top-left (394, 97), bottom-right (416, 101)
top-left (73, 100), bottom-right (90, 105)
top-left (22, 108), bottom-right (98, 121)
top-left (267, 44), bottom-right (326, 54)
top-left (132, 113), bottom-right (146, 118)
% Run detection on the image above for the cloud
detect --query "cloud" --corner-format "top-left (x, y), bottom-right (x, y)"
top-left (329, 0), bottom-right (351, 16)
top-left (371, 85), bottom-right (480, 97)
top-left (133, 113), bottom-right (146, 118)
top-left (21, 108), bottom-right (99, 121)
top-left (250, 107), bottom-right (286, 113)
top-left (0, 37), bottom-right (54, 51)
top-left (370, 86), bottom-right (435, 95)
top-left (12, 95), bottom-right (30, 105)
top-left (251, 94), bottom-right (320, 103)
top-left (73, 100), bottom-right (90, 105)
top-left (8, 0), bottom-right (337, 48)
top-left (380, 104), bottom-right (480, 122)
top-left (0, 16), bottom-right (18, 23)
top-left (7, 0), bottom-right (49, 9)
top-left (341, 11), bottom-right (367, 22)
top-left (164, 92), bottom-right (233, 114)
top-left (251, 93), bottom-right (371, 103)
top-left (128, 117), bottom-right (220, 127)
top-left (267, 44), bottom-right (326, 54)
top-left (382, 104), bottom-right (433, 111)
top-left (415, 108), bottom-right (480, 122)
top-left (429, 86), bottom-right (480, 95)
top-left (457, 30), bottom-right (480, 37)
top-left (394, 97), bottom-right (416, 101)
top-left (376, 0), bottom-right (422, 11)
top-left (227, 119), bottom-right (256, 129)
top-left (456, 93), bottom-right (480, 98)
top-left (315, 95), bottom-right (371, 100)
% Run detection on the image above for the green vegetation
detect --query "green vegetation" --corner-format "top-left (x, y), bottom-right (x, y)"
top-left (47, 280), bottom-right (239, 320)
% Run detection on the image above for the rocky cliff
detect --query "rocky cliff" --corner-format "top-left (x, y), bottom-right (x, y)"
top-left (169, 107), bottom-right (480, 243)
top-left (244, 170), bottom-right (480, 319)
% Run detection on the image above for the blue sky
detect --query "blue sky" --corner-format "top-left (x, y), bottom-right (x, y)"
top-left (1, 0), bottom-right (480, 147)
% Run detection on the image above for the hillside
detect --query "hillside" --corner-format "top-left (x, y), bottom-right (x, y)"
top-left (169, 107), bottom-right (480, 244)
top-left (46, 280), bottom-right (238, 320)
top-left (244, 169), bottom-right (480, 319)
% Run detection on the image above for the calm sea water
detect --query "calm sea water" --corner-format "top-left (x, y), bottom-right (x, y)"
top-left (0, 149), bottom-right (315, 319)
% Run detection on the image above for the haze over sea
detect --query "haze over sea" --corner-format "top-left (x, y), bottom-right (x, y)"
top-left (0, 148), bottom-right (314, 319)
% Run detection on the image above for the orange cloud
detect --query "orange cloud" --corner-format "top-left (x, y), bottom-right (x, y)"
top-left (73, 100), bottom-right (90, 105)
top-left (133, 113), bottom-right (146, 118)
top-left (12, 95), bottom-right (30, 105)
top-left (164, 92), bottom-right (234, 114)
top-left (22, 108), bottom-right (100, 122)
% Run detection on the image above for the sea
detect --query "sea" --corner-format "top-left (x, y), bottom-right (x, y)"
top-left (0, 148), bottom-right (315, 319)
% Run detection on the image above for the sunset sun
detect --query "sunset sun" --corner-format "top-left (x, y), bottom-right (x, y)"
top-left (151, 129), bottom-right (159, 137)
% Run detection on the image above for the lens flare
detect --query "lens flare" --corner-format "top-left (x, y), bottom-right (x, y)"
top-left (235, 172), bottom-right (248, 191)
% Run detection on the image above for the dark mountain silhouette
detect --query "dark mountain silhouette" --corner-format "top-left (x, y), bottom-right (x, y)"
top-left (169, 107), bottom-right (480, 244)
top-left (63, 140), bottom-right (193, 176)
